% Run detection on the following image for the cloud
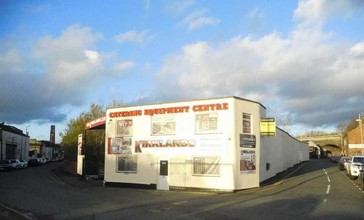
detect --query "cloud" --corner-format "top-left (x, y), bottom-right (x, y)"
top-left (112, 61), bottom-right (134, 72)
top-left (0, 25), bottom-right (106, 124)
top-left (178, 9), bottom-right (220, 31)
top-left (84, 50), bottom-right (100, 65)
top-left (164, 0), bottom-right (195, 15)
top-left (294, 0), bottom-right (364, 28)
top-left (113, 30), bottom-right (153, 44)
top-left (155, 2), bottom-right (364, 130)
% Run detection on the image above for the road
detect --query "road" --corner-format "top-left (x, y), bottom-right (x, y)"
top-left (0, 159), bottom-right (363, 219)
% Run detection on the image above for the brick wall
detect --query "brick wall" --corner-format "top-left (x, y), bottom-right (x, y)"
top-left (348, 127), bottom-right (363, 144)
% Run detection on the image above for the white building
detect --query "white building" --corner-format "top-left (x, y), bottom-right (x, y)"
top-left (104, 96), bottom-right (308, 191)
top-left (0, 123), bottom-right (29, 160)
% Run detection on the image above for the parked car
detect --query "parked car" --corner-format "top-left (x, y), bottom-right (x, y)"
top-left (10, 159), bottom-right (22, 169)
top-left (347, 156), bottom-right (364, 180)
top-left (358, 171), bottom-right (364, 189)
top-left (0, 159), bottom-right (12, 171)
top-left (338, 157), bottom-right (351, 171)
top-left (19, 159), bottom-right (28, 168)
top-left (330, 155), bottom-right (341, 163)
top-left (28, 158), bottom-right (41, 166)
top-left (39, 157), bottom-right (47, 164)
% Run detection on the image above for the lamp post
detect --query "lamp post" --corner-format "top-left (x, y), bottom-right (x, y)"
top-left (356, 114), bottom-right (363, 155)
top-left (26, 125), bottom-right (30, 136)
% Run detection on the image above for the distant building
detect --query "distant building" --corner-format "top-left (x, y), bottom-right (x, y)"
top-left (40, 140), bottom-right (61, 160)
top-left (29, 138), bottom-right (42, 158)
top-left (0, 123), bottom-right (29, 160)
top-left (29, 139), bottom-right (62, 160)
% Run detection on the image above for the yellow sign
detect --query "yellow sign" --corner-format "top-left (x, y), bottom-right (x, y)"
top-left (260, 118), bottom-right (276, 136)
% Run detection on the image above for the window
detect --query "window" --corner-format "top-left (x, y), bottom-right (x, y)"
top-left (195, 113), bottom-right (218, 134)
top-left (117, 155), bottom-right (137, 173)
top-left (151, 115), bottom-right (176, 135)
top-left (192, 157), bottom-right (220, 176)
top-left (116, 119), bottom-right (133, 136)
top-left (243, 113), bottom-right (252, 134)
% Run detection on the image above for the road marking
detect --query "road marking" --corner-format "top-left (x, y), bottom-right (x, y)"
top-left (323, 169), bottom-right (331, 194)
top-left (326, 184), bottom-right (330, 194)
top-left (323, 169), bottom-right (328, 175)
top-left (323, 168), bottom-right (330, 205)
top-left (173, 200), bottom-right (188, 205)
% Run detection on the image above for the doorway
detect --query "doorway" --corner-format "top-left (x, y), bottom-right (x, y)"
top-left (157, 159), bottom-right (169, 190)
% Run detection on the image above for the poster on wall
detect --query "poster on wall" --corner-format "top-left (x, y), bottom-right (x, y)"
top-left (195, 113), bottom-right (218, 134)
top-left (240, 134), bottom-right (256, 148)
top-left (116, 119), bottom-right (133, 136)
top-left (240, 150), bottom-right (256, 173)
top-left (151, 115), bottom-right (176, 135)
top-left (108, 137), bottom-right (132, 154)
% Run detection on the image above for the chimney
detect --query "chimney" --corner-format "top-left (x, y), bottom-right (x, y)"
top-left (50, 125), bottom-right (55, 144)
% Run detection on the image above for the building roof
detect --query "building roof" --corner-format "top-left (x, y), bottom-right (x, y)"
top-left (0, 123), bottom-right (27, 136)
top-left (107, 96), bottom-right (266, 110)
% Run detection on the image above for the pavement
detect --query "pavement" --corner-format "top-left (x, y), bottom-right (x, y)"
top-left (50, 164), bottom-right (104, 188)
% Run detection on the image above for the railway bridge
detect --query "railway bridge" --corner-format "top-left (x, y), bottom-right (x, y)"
top-left (296, 134), bottom-right (343, 156)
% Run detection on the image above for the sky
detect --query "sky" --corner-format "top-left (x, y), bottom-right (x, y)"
top-left (1, 0), bottom-right (364, 143)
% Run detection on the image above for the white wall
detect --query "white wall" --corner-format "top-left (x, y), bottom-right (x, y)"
top-left (1, 130), bottom-right (29, 160)
top-left (233, 98), bottom-right (266, 190)
top-left (260, 128), bottom-right (309, 182)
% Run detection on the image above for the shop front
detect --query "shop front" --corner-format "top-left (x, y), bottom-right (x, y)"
top-left (104, 96), bottom-right (266, 191)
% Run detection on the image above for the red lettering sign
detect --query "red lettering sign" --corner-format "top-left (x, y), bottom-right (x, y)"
top-left (109, 103), bottom-right (228, 118)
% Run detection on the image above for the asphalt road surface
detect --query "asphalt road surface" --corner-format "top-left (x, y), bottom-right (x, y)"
top-left (0, 159), bottom-right (363, 220)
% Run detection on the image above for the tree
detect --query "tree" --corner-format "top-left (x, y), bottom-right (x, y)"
top-left (60, 100), bottom-right (125, 175)
top-left (60, 103), bottom-right (105, 163)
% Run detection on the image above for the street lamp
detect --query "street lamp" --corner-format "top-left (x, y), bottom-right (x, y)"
top-left (26, 125), bottom-right (30, 136)
top-left (356, 114), bottom-right (363, 155)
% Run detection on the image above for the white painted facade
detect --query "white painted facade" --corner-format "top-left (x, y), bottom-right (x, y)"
top-left (260, 128), bottom-right (309, 181)
top-left (0, 127), bottom-right (29, 160)
top-left (104, 96), bottom-right (308, 191)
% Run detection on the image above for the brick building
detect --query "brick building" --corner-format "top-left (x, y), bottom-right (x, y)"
top-left (347, 122), bottom-right (364, 156)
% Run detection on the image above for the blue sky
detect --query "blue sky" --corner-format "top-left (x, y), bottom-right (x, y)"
top-left (1, 0), bottom-right (364, 143)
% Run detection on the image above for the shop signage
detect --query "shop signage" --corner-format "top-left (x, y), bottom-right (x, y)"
top-left (85, 116), bottom-right (106, 130)
top-left (135, 139), bottom-right (196, 153)
top-left (240, 134), bottom-right (256, 148)
top-left (260, 118), bottom-right (276, 136)
top-left (77, 134), bottom-right (83, 155)
top-left (109, 102), bottom-right (229, 118)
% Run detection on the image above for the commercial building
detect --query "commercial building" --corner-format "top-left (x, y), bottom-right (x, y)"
top-left (103, 96), bottom-right (308, 191)
top-left (0, 123), bottom-right (29, 160)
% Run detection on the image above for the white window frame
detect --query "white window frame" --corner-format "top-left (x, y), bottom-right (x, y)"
top-left (116, 155), bottom-right (138, 173)
top-left (243, 113), bottom-right (252, 134)
top-left (192, 156), bottom-right (220, 176)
